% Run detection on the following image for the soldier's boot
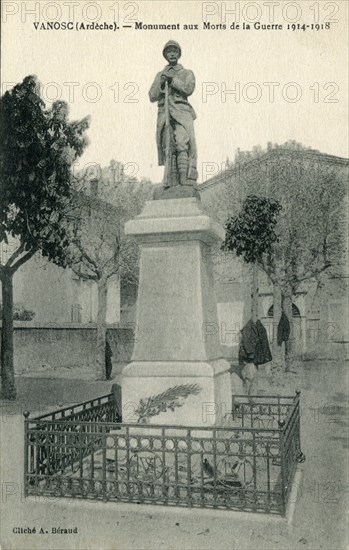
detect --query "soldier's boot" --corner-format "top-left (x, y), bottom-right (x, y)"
top-left (177, 151), bottom-right (189, 185)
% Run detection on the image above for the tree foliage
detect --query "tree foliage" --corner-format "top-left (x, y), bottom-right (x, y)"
top-left (0, 303), bottom-right (35, 321)
top-left (69, 163), bottom-right (153, 285)
top-left (0, 75), bottom-right (90, 268)
top-left (239, 148), bottom-right (346, 294)
top-left (213, 142), bottom-right (347, 295)
top-left (221, 195), bottom-right (282, 263)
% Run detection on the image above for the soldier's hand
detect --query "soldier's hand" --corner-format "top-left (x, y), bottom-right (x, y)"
top-left (161, 74), bottom-right (172, 83)
top-left (161, 74), bottom-right (172, 90)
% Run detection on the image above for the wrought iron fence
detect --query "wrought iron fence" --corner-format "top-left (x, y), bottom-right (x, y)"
top-left (24, 392), bottom-right (302, 516)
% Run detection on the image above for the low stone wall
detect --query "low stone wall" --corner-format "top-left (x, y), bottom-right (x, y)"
top-left (0, 324), bottom-right (134, 373)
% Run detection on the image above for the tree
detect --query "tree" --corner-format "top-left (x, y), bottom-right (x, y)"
top-left (232, 144), bottom-right (347, 369)
top-left (67, 167), bottom-right (152, 380)
top-left (222, 194), bottom-right (282, 328)
top-left (0, 75), bottom-right (90, 399)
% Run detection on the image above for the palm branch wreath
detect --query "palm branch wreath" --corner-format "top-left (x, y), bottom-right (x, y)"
top-left (135, 384), bottom-right (202, 423)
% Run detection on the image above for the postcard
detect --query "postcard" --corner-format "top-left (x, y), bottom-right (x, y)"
top-left (1, 1), bottom-right (348, 549)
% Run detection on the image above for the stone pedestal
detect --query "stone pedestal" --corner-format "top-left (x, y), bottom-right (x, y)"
top-left (122, 198), bottom-right (231, 426)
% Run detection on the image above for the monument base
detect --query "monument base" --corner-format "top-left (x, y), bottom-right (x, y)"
top-left (153, 184), bottom-right (200, 201)
top-left (123, 197), bottom-right (232, 428)
top-left (122, 359), bottom-right (231, 426)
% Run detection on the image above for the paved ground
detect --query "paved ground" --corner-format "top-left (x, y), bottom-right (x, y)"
top-left (0, 360), bottom-right (348, 550)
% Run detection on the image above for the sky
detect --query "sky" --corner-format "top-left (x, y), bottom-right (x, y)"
top-left (1, 0), bottom-right (348, 183)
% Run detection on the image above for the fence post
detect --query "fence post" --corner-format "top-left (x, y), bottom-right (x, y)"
top-left (23, 411), bottom-right (30, 498)
top-left (278, 419), bottom-right (286, 516)
top-left (111, 383), bottom-right (122, 421)
top-left (102, 424), bottom-right (107, 501)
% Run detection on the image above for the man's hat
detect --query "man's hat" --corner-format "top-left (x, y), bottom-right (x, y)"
top-left (163, 40), bottom-right (181, 59)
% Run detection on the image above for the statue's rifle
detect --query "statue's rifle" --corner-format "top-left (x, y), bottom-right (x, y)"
top-left (163, 79), bottom-right (172, 187)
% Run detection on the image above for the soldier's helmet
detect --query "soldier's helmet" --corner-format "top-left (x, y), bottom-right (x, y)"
top-left (163, 40), bottom-right (182, 59)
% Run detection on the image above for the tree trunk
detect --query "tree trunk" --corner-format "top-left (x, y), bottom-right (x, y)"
top-left (251, 263), bottom-right (259, 323)
top-left (272, 283), bottom-right (285, 368)
top-left (283, 287), bottom-right (294, 372)
top-left (0, 269), bottom-right (17, 400)
top-left (96, 277), bottom-right (108, 380)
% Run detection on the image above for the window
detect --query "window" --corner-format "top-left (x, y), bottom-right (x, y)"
top-left (267, 304), bottom-right (301, 318)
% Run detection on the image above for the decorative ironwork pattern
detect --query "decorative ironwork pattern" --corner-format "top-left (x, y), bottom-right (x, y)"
top-left (24, 392), bottom-right (302, 516)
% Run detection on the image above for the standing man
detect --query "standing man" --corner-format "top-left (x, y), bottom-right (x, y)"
top-left (149, 40), bottom-right (198, 189)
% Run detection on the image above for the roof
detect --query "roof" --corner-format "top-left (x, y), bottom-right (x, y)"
top-left (198, 149), bottom-right (349, 192)
top-left (75, 190), bottom-right (123, 218)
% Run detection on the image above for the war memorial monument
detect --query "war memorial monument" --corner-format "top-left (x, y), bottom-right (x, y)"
top-left (122, 40), bottom-right (232, 426)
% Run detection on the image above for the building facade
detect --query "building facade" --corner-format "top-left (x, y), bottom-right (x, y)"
top-left (199, 148), bottom-right (349, 359)
top-left (0, 185), bottom-right (121, 328)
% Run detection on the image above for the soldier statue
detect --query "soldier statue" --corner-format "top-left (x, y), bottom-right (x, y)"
top-left (149, 40), bottom-right (198, 195)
